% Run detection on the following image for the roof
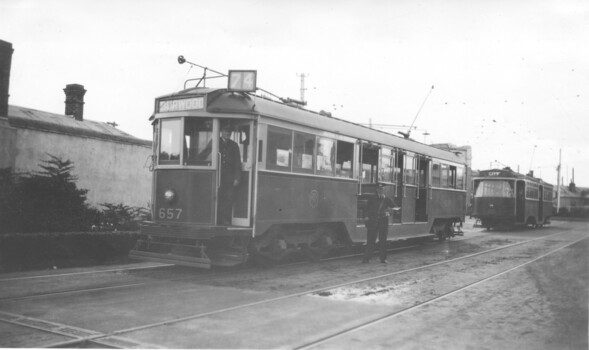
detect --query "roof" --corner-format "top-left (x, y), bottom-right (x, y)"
top-left (556, 184), bottom-right (589, 198)
top-left (474, 168), bottom-right (553, 187)
top-left (155, 88), bottom-right (466, 165)
top-left (8, 105), bottom-right (151, 147)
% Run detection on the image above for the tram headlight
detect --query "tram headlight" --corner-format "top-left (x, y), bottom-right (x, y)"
top-left (164, 189), bottom-right (176, 203)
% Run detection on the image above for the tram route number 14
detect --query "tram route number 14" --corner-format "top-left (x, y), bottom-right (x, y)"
top-left (159, 208), bottom-right (183, 220)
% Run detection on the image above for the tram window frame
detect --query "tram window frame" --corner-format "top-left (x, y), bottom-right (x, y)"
top-left (456, 166), bottom-right (465, 190)
top-left (293, 131), bottom-right (316, 175)
top-left (474, 180), bottom-right (514, 198)
top-left (526, 181), bottom-right (539, 200)
top-left (335, 140), bottom-right (354, 178)
top-left (432, 162), bottom-right (441, 187)
top-left (183, 118), bottom-right (214, 166)
top-left (361, 143), bottom-right (379, 183)
top-left (440, 164), bottom-right (449, 187)
top-left (544, 187), bottom-right (553, 202)
top-left (394, 151), bottom-right (403, 184)
top-left (404, 154), bottom-right (417, 185)
top-left (448, 165), bottom-right (457, 188)
top-left (266, 125), bottom-right (293, 171)
top-left (158, 118), bottom-right (182, 165)
top-left (378, 147), bottom-right (395, 183)
top-left (316, 137), bottom-right (336, 176)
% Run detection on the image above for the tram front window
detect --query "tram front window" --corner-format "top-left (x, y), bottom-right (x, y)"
top-left (159, 118), bottom-right (181, 165)
top-left (474, 180), bottom-right (514, 198)
top-left (184, 118), bottom-right (213, 166)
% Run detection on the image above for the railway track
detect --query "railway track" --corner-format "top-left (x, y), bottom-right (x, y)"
top-left (0, 240), bottom-right (425, 302)
top-left (0, 223), bottom-right (515, 303)
top-left (3, 225), bottom-right (582, 348)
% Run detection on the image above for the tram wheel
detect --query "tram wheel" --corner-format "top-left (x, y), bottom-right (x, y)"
top-left (305, 228), bottom-right (337, 261)
top-left (250, 231), bottom-right (291, 265)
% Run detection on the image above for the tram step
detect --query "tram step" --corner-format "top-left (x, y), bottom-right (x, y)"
top-left (129, 249), bottom-right (212, 269)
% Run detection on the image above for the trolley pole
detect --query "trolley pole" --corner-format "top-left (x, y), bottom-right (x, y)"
top-left (297, 73), bottom-right (308, 104)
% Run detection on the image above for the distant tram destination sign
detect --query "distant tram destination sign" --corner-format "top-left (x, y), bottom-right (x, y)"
top-left (159, 96), bottom-right (204, 112)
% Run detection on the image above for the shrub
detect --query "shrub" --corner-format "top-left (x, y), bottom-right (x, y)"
top-left (95, 202), bottom-right (150, 231)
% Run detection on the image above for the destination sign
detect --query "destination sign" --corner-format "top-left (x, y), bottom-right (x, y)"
top-left (159, 97), bottom-right (204, 113)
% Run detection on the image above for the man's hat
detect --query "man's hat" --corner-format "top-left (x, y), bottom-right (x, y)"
top-left (221, 123), bottom-right (232, 131)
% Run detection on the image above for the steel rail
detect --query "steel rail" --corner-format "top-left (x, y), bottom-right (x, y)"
top-left (0, 243), bottom-right (421, 302)
top-left (296, 233), bottom-right (589, 350)
top-left (42, 228), bottom-right (575, 348)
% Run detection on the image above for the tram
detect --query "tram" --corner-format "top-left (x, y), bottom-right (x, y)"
top-left (130, 65), bottom-right (468, 268)
top-left (472, 168), bottom-right (553, 229)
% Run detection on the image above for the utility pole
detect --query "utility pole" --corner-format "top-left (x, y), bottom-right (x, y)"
top-left (296, 73), bottom-right (308, 104)
top-left (557, 149), bottom-right (561, 213)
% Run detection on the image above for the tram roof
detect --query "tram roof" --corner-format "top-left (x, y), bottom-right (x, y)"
top-left (474, 168), bottom-right (553, 187)
top-left (156, 87), bottom-right (465, 164)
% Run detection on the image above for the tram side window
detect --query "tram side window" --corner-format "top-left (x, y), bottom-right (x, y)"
top-left (183, 118), bottom-right (213, 166)
top-left (432, 162), bottom-right (441, 187)
top-left (293, 132), bottom-right (315, 174)
top-left (266, 126), bottom-right (292, 171)
top-left (379, 147), bottom-right (394, 183)
top-left (456, 166), bottom-right (465, 190)
top-left (448, 165), bottom-right (457, 188)
top-left (474, 180), bottom-right (514, 197)
top-left (440, 164), bottom-right (449, 187)
top-left (544, 188), bottom-right (553, 201)
top-left (316, 137), bottom-right (335, 176)
top-left (361, 144), bottom-right (379, 183)
top-left (159, 118), bottom-right (181, 165)
top-left (336, 140), bottom-right (354, 178)
top-left (404, 154), bottom-right (416, 185)
top-left (526, 182), bottom-right (539, 199)
top-left (394, 152), bottom-right (403, 183)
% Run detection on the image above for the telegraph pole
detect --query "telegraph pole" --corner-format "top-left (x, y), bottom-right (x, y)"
top-left (557, 149), bottom-right (561, 212)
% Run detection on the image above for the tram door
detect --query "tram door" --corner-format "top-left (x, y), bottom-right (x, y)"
top-left (415, 156), bottom-right (428, 222)
top-left (221, 119), bottom-right (254, 227)
top-left (516, 180), bottom-right (525, 223)
top-left (399, 152), bottom-right (417, 223)
top-left (538, 185), bottom-right (544, 222)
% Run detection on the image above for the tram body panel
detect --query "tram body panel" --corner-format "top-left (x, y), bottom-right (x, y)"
top-left (131, 85), bottom-right (469, 267)
top-left (255, 171), bottom-right (357, 226)
top-left (472, 169), bottom-right (553, 228)
top-left (154, 169), bottom-right (216, 225)
top-left (429, 188), bottom-right (467, 218)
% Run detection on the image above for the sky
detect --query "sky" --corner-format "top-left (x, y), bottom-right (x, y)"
top-left (2, 0), bottom-right (588, 186)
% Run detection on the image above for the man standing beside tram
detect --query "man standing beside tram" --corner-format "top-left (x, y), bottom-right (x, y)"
top-left (362, 183), bottom-right (398, 264)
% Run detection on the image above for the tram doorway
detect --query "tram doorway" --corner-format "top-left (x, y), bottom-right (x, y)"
top-left (223, 119), bottom-right (254, 227)
top-left (415, 157), bottom-right (428, 222)
top-left (538, 185), bottom-right (544, 223)
top-left (516, 180), bottom-right (525, 223)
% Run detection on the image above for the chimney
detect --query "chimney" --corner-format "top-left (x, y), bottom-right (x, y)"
top-left (63, 84), bottom-right (86, 121)
top-left (0, 40), bottom-right (14, 118)
top-left (569, 168), bottom-right (576, 192)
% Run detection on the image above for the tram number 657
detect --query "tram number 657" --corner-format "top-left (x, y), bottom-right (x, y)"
top-left (159, 208), bottom-right (182, 220)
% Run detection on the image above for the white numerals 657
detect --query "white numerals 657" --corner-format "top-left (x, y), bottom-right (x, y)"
top-left (159, 208), bottom-right (182, 220)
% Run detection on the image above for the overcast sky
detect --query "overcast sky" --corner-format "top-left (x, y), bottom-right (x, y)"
top-left (2, 0), bottom-right (588, 186)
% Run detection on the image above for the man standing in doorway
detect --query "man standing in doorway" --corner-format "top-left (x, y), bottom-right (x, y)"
top-left (362, 183), bottom-right (397, 264)
top-left (217, 123), bottom-right (241, 225)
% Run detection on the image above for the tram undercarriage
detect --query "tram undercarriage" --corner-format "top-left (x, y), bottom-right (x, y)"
top-left (129, 222), bottom-right (350, 268)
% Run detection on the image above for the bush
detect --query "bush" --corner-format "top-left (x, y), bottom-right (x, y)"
top-left (95, 203), bottom-right (151, 231)
top-left (0, 155), bottom-right (149, 234)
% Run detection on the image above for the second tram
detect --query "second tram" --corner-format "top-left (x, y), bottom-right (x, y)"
top-left (130, 69), bottom-right (468, 268)
top-left (472, 168), bottom-right (553, 229)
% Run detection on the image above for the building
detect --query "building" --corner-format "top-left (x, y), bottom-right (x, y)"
top-left (0, 39), bottom-right (152, 209)
top-left (555, 181), bottom-right (589, 216)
